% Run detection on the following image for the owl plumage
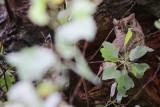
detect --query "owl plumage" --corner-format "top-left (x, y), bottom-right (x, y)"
top-left (112, 13), bottom-right (145, 53)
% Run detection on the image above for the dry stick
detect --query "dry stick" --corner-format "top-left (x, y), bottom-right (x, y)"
top-left (69, 77), bottom-right (84, 104)
top-left (88, 2), bottom-right (136, 61)
top-left (124, 63), bottom-right (160, 106)
top-left (4, 0), bottom-right (15, 21)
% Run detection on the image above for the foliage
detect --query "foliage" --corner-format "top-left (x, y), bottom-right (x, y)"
top-left (3, 0), bottom-right (100, 107)
top-left (0, 70), bottom-right (15, 92)
top-left (131, 63), bottom-right (150, 78)
top-left (100, 29), bottom-right (153, 103)
top-left (129, 46), bottom-right (153, 61)
top-left (100, 42), bottom-right (118, 62)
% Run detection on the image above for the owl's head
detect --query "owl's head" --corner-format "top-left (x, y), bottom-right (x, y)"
top-left (113, 13), bottom-right (137, 35)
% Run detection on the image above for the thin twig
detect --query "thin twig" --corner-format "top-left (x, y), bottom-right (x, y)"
top-left (69, 77), bottom-right (84, 104)
top-left (83, 79), bottom-right (90, 107)
top-left (89, 60), bottom-right (107, 64)
top-left (4, 0), bottom-right (15, 21)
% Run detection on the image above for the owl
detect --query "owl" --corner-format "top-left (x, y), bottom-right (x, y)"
top-left (112, 13), bottom-right (145, 53)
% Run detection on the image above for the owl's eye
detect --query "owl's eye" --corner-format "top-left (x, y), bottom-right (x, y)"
top-left (127, 21), bottom-right (133, 26)
top-left (117, 26), bottom-right (121, 30)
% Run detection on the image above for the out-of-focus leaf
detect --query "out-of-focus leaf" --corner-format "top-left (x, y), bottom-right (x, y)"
top-left (57, 10), bottom-right (69, 24)
top-left (70, 0), bottom-right (96, 19)
top-left (5, 46), bottom-right (57, 81)
top-left (124, 29), bottom-right (133, 48)
top-left (110, 82), bottom-right (117, 97)
top-left (7, 82), bottom-right (42, 107)
top-left (56, 16), bottom-right (97, 43)
top-left (100, 42), bottom-right (118, 62)
top-left (116, 94), bottom-right (123, 103)
top-left (75, 49), bottom-right (99, 85)
top-left (131, 63), bottom-right (149, 78)
top-left (129, 46), bottom-right (154, 61)
top-left (154, 19), bottom-right (160, 29)
top-left (28, 0), bottom-right (49, 26)
top-left (37, 81), bottom-right (58, 97)
top-left (4, 103), bottom-right (26, 107)
top-left (50, 0), bottom-right (64, 5)
top-left (44, 92), bottom-right (61, 107)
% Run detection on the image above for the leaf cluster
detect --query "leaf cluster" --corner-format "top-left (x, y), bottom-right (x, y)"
top-left (100, 30), bottom-right (153, 103)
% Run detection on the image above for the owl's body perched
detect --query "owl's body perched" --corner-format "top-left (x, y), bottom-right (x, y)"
top-left (112, 13), bottom-right (145, 53)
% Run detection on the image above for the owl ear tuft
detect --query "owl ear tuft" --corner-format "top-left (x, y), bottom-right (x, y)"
top-left (129, 13), bottom-right (135, 18)
top-left (113, 18), bottom-right (118, 25)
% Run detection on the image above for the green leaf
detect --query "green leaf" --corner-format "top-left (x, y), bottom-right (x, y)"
top-left (131, 63), bottom-right (149, 78)
top-left (0, 77), bottom-right (5, 86)
top-left (100, 42), bottom-right (118, 62)
top-left (124, 29), bottom-right (133, 48)
top-left (2, 72), bottom-right (15, 92)
top-left (0, 45), bottom-right (3, 54)
top-left (96, 105), bottom-right (105, 107)
top-left (116, 71), bottom-right (134, 97)
top-left (129, 46), bottom-right (154, 61)
top-left (102, 65), bottom-right (121, 80)
top-left (154, 19), bottom-right (160, 29)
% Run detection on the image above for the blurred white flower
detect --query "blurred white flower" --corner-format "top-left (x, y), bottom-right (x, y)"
top-left (28, 0), bottom-right (49, 26)
top-left (44, 92), bottom-right (61, 107)
top-left (55, 41), bottom-right (76, 59)
top-left (70, 0), bottom-right (96, 19)
top-left (4, 103), bottom-right (26, 107)
top-left (56, 16), bottom-right (97, 43)
top-left (5, 46), bottom-right (57, 81)
top-left (57, 10), bottom-right (70, 24)
top-left (7, 82), bottom-right (42, 107)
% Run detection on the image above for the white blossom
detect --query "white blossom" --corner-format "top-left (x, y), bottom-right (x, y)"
top-left (56, 16), bottom-right (97, 43)
top-left (4, 103), bottom-right (26, 107)
top-left (44, 92), bottom-right (61, 107)
top-left (70, 0), bottom-right (96, 19)
top-left (5, 46), bottom-right (57, 81)
top-left (7, 82), bottom-right (42, 107)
